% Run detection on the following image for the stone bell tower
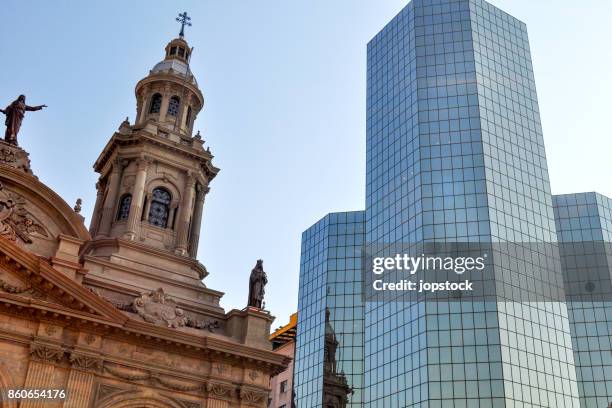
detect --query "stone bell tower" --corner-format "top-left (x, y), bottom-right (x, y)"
top-left (82, 31), bottom-right (222, 314)
top-left (89, 35), bottom-right (217, 255)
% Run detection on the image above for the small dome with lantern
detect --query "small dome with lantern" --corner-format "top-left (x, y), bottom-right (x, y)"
top-left (133, 14), bottom-right (203, 138)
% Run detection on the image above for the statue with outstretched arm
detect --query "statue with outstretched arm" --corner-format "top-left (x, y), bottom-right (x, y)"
top-left (0, 95), bottom-right (47, 146)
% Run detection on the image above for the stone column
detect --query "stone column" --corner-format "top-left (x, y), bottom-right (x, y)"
top-left (142, 192), bottom-right (152, 222)
top-left (178, 96), bottom-right (191, 133)
top-left (124, 157), bottom-right (149, 240)
top-left (21, 344), bottom-right (63, 408)
top-left (136, 84), bottom-right (151, 124)
top-left (174, 173), bottom-right (196, 255)
top-left (88, 180), bottom-right (105, 235)
top-left (96, 159), bottom-right (124, 237)
top-left (158, 85), bottom-right (171, 123)
top-left (167, 201), bottom-right (178, 229)
top-left (188, 183), bottom-right (208, 257)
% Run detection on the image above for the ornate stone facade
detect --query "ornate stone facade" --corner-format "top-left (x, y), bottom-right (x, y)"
top-left (0, 31), bottom-right (288, 408)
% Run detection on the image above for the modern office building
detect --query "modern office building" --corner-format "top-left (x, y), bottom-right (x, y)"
top-left (553, 193), bottom-right (612, 407)
top-left (364, 0), bottom-right (578, 406)
top-left (293, 1), bottom-right (612, 407)
top-left (294, 211), bottom-right (365, 407)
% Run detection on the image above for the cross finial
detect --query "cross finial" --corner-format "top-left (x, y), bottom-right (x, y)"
top-left (176, 12), bottom-right (192, 38)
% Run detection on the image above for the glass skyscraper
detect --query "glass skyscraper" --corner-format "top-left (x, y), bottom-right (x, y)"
top-left (365, 0), bottom-right (577, 406)
top-left (553, 193), bottom-right (612, 407)
top-left (295, 211), bottom-right (365, 407)
top-left (292, 1), bottom-right (612, 407)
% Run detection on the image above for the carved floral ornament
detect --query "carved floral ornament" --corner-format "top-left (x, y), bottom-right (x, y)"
top-left (0, 182), bottom-right (48, 243)
top-left (133, 287), bottom-right (187, 328)
top-left (29, 343), bottom-right (63, 363)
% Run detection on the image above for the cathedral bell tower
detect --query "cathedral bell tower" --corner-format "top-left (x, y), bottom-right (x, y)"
top-left (82, 28), bottom-right (222, 314)
top-left (89, 35), bottom-right (218, 256)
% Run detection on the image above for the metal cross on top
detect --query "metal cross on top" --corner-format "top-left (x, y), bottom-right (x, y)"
top-left (176, 12), bottom-right (192, 38)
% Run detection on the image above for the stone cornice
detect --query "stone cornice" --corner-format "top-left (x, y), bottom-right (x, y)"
top-left (80, 237), bottom-right (212, 280)
top-left (93, 131), bottom-right (219, 181)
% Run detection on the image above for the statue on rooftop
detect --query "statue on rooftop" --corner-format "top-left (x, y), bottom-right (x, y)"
top-left (247, 259), bottom-right (267, 309)
top-left (0, 95), bottom-right (47, 146)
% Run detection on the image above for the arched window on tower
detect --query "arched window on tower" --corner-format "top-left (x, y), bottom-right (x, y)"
top-left (149, 93), bottom-right (162, 114)
top-left (117, 194), bottom-right (132, 221)
top-left (167, 96), bottom-right (180, 117)
top-left (148, 188), bottom-right (172, 228)
top-left (186, 106), bottom-right (192, 128)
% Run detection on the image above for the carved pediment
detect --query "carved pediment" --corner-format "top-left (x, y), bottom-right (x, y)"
top-left (133, 287), bottom-right (187, 328)
top-left (0, 238), bottom-right (129, 324)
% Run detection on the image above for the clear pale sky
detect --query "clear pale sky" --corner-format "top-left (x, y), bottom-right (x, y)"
top-left (1, 1), bottom-right (610, 326)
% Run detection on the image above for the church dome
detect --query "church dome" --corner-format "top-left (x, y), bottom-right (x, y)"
top-left (150, 59), bottom-right (197, 85)
top-left (134, 34), bottom-right (204, 136)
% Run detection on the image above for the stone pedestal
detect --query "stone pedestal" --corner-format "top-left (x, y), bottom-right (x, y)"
top-left (0, 140), bottom-right (33, 175)
top-left (226, 307), bottom-right (274, 350)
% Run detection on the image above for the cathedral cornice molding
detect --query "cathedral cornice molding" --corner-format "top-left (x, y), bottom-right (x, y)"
top-left (80, 237), bottom-right (211, 280)
top-left (93, 131), bottom-right (219, 180)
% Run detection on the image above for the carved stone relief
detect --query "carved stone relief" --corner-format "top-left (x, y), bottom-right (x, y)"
top-left (0, 182), bottom-right (48, 243)
top-left (133, 288), bottom-right (186, 328)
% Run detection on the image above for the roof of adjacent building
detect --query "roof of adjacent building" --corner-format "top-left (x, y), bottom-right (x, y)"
top-left (270, 312), bottom-right (297, 349)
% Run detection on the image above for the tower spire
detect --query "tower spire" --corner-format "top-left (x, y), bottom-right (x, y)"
top-left (176, 12), bottom-right (192, 38)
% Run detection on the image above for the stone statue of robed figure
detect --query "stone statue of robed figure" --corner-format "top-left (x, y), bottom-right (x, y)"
top-left (247, 259), bottom-right (267, 309)
top-left (0, 95), bottom-right (47, 146)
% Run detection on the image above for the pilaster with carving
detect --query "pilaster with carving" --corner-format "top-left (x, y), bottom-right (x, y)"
top-left (64, 353), bottom-right (102, 408)
top-left (20, 343), bottom-right (64, 408)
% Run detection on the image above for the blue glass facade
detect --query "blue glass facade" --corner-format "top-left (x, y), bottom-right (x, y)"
top-left (553, 193), bottom-right (612, 407)
top-left (295, 211), bottom-right (365, 407)
top-left (365, 0), bottom-right (578, 406)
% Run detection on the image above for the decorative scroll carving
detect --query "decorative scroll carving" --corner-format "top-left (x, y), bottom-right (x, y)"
top-left (133, 288), bottom-right (186, 328)
top-left (109, 297), bottom-right (136, 313)
top-left (30, 343), bottom-right (63, 363)
top-left (185, 316), bottom-right (219, 332)
top-left (69, 353), bottom-right (103, 371)
top-left (206, 382), bottom-right (234, 399)
top-left (0, 148), bottom-right (16, 163)
top-left (239, 388), bottom-right (268, 405)
top-left (0, 142), bottom-right (33, 174)
top-left (0, 182), bottom-right (47, 243)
